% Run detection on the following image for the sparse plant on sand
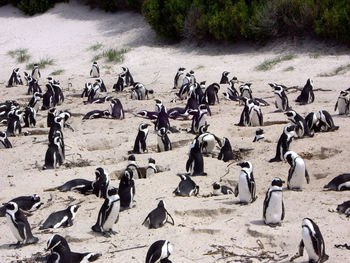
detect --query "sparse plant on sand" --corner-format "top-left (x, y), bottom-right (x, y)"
top-left (7, 48), bottom-right (31, 63)
top-left (92, 48), bottom-right (130, 63)
top-left (88, 42), bottom-right (103, 51)
top-left (283, 66), bottom-right (294, 72)
top-left (26, 57), bottom-right (55, 70)
top-left (195, 65), bottom-right (205, 70)
top-left (309, 53), bottom-right (321, 59)
top-left (50, 69), bottom-right (64, 76)
top-left (255, 54), bottom-right (296, 71)
top-left (319, 63), bottom-right (350, 77)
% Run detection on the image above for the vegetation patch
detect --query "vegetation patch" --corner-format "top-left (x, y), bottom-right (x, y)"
top-left (26, 57), bottom-right (55, 70)
top-left (88, 42), bottom-right (103, 51)
top-left (283, 66), bottom-right (295, 72)
top-left (7, 48), bottom-right (31, 63)
top-left (319, 63), bottom-right (350, 77)
top-left (255, 54), bottom-right (296, 71)
top-left (50, 69), bottom-right (65, 76)
top-left (92, 48), bottom-right (129, 63)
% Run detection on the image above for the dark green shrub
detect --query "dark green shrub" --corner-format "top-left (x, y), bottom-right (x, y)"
top-left (16, 0), bottom-right (68, 16)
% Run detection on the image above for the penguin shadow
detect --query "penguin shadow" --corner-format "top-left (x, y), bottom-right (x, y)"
top-left (250, 219), bottom-right (267, 226)
top-left (221, 200), bottom-right (246, 206)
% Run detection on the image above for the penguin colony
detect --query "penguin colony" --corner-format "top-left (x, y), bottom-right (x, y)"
top-left (0, 60), bottom-right (349, 263)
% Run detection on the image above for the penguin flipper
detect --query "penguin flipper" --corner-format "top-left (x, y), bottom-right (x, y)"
top-left (142, 214), bottom-right (150, 226)
top-left (305, 169), bottom-right (310, 184)
top-left (290, 240), bottom-right (304, 261)
top-left (234, 184), bottom-right (239, 197)
top-left (281, 201), bottom-right (285, 220)
top-left (166, 211), bottom-right (175, 225)
top-left (334, 101), bottom-right (338, 112)
top-left (185, 157), bottom-right (193, 172)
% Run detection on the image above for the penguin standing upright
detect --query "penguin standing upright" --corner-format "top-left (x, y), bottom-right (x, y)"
top-left (44, 135), bottom-right (64, 169)
top-left (285, 110), bottom-right (312, 138)
top-left (263, 178), bottom-right (285, 227)
top-left (204, 83), bottom-right (220, 105)
top-left (3, 202), bottom-right (38, 247)
top-left (334, 90), bottom-right (349, 115)
top-left (234, 161), bottom-right (257, 204)
top-left (122, 66), bottom-right (134, 87)
top-left (92, 187), bottom-right (120, 236)
top-left (131, 123), bottom-right (150, 154)
top-left (218, 137), bottom-right (234, 162)
top-left (48, 77), bottom-right (64, 105)
top-left (31, 64), bottom-right (41, 81)
top-left (142, 200), bottom-right (174, 229)
top-left (290, 218), bottom-right (329, 263)
top-left (249, 101), bottom-right (263, 126)
top-left (145, 240), bottom-right (173, 263)
top-left (284, 151), bottom-right (310, 191)
top-left (269, 125), bottom-right (295, 162)
top-left (28, 92), bottom-right (42, 112)
top-left (295, 78), bottom-right (315, 105)
top-left (0, 131), bottom-right (12, 148)
top-left (239, 83), bottom-right (253, 100)
top-left (90, 61), bottom-right (100, 78)
top-left (95, 77), bottom-right (107, 92)
top-left (40, 204), bottom-right (80, 229)
top-left (220, 71), bottom-right (230, 84)
top-left (6, 109), bottom-right (23, 136)
top-left (174, 67), bottom-right (185, 89)
top-left (41, 84), bottom-right (55, 110)
top-left (186, 139), bottom-right (207, 176)
top-left (155, 104), bottom-right (170, 131)
top-left (189, 104), bottom-right (209, 134)
top-left (27, 77), bottom-right (42, 95)
top-left (23, 106), bottom-right (36, 127)
top-left (173, 174), bottom-right (199, 197)
top-left (126, 155), bottom-right (142, 179)
top-left (110, 98), bottom-right (124, 119)
top-left (272, 84), bottom-right (289, 111)
top-left (157, 127), bottom-right (172, 152)
top-left (92, 167), bottom-right (110, 199)
top-left (7, 68), bottom-right (22, 87)
top-left (82, 82), bottom-right (92, 98)
top-left (146, 158), bottom-right (158, 177)
top-left (118, 168), bottom-right (135, 210)
top-left (237, 98), bottom-right (254, 126)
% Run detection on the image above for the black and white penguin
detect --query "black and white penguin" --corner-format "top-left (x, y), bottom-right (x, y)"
top-left (40, 204), bottom-right (80, 229)
top-left (0, 131), bottom-right (12, 148)
top-left (239, 83), bottom-right (253, 100)
top-left (27, 77), bottom-right (42, 95)
top-left (189, 70), bottom-right (196, 85)
top-left (316, 110), bottom-right (339, 132)
top-left (195, 124), bottom-right (221, 154)
top-left (284, 151), bottom-right (310, 191)
top-left (23, 71), bottom-right (30, 86)
top-left (174, 67), bottom-right (186, 89)
top-left (131, 123), bottom-right (150, 154)
top-left (92, 167), bottom-right (110, 198)
top-left (28, 92), bottom-right (42, 112)
top-left (204, 83), bottom-right (220, 105)
top-left (7, 68), bottom-right (22, 87)
top-left (3, 201), bottom-right (38, 247)
top-left (31, 64), bottom-right (41, 81)
top-left (263, 178), bottom-right (285, 227)
top-left (269, 124), bottom-right (295, 162)
top-left (323, 173), bottom-right (350, 191)
top-left (155, 105), bottom-right (170, 131)
top-left (290, 218), bottom-right (328, 263)
top-left (212, 182), bottom-right (234, 195)
top-left (137, 110), bottom-right (158, 120)
top-left (237, 97), bottom-right (254, 126)
top-left (177, 74), bottom-right (191, 100)
top-left (44, 135), bottom-right (64, 169)
top-left (224, 77), bottom-right (239, 100)
top-left (118, 168), bottom-right (136, 210)
top-left (23, 106), bottom-right (36, 127)
top-left (295, 78), bottom-right (315, 105)
top-left (218, 137), bottom-right (234, 162)
top-left (113, 74), bottom-right (125, 92)
top-left (146, 158), bottom-right (158, 177)
top-left (189, 104), bottom-right (209, 134)
top-left (336, 200), bottom-right (350, 216)
top-left (121, 66), bottom-right (134, 87)
top-left (126, 155), bottom-right (142, 179)
top-left (142, 200), bottom-right (174, 229)
top-left (234, 161), bottom-right (257, 204)
top-left (6, 109), bottom-right (23, 136)
top-left (249, 101), bottom-right (263, 126)
top-left (110, 98), bottom-right (124, 119)
top-left (220, 71), bottom-right (230, 84)
top-left (145, 240), bottom-right (173, 263)
top-left (186, 139), bottom-right (207, 176)
top-left (0, 194), bottom-right (42, 217)
top-left (82, 82), bottom-right (92, 98)
top-left (92, 187), bottom-right (120, 236)
top-left (173, 174), bottom-right (199, 197)
top-left (41, 84), bottom-right (55, 110)
top-left (157, 127), bottom-right (172, 152)
top-left (253, 128), bottom-right (264, 142)
top-left (273, 84), bottom-right (289, 111)
top-left (83, 110), bottom-right (110, 120)
top-left (57, 179), bottom-right (93, 194)
top-left (48, 77), bottom-right (64, 105)
top-left (90, 61), bottom-right (100, 78)
top-left (334, 90), bottom-right (349, 115)
top-left (95, 77), bottom-right (107, 92)
top-left (87, 82), bottom-right (100, 103)
top-left (305, 112), bottom-right (318, 136)
top-left (47, 108), bottom-right (57, 127)
top-left (285, 110), bottom-right (312, 138)
top-left (85, 95), bottom-right (113, 105)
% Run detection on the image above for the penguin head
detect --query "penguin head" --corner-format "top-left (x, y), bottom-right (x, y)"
top-left (284, 124), bottom-right (296, 136)
top-left (32, 194), bottom-right (41, 202)
top-left (95, 78), bottom-right (102, 84)
top-left (236, 161), bottom-right (252, 169)
top-left (256, 128), bottom-right (264, 135)
top-left (179, 67), bottom-right (185, 71)
top-left (165, 240), bottom-right (173, 256)
top-left (189, 70), bottom-right (194, 75)
top-left (306, 78), bottom-right (313, 86)
top-left (268, 83), bottom-right (277, 88)
top-left (128, 155), bottom-right (136, 162)
top-left (121, 66), bottom-right (127, 72)
top-left (47, 76), bottom-right (54, 83)
top-left (69, 204), bottom-right (81, 215)
top-left (95, 167), bottom-right (105, 179)
top-left (139, 123), bottom-right (150, 131)
top-left (93, 61), bottom-right (98, 65)
top-left (107, 187), bottom-right (119, 199)
top-left (199, 124), bottom-right (209, 134)
top-left (3, 202), bottom-right (17, 212)
top-left (124, 168), bottom-right (134, 181)
top-left (270, 178), bottom-right (285, 187)
top-left (340, 90), bottom-right (349, 97)
top-left (48, 107), bottom-right (57, 115)
top-left (302, 218), bottom-right (315, 229)
top-left (33, 63), bottom-right (38, 68)
top-left (0, 131), bottom-right (6, 139)
top-left (200, 81), bottom-right (206, 86)
top-left (212, 182), bottom-right (221, 190)
top-left (158, 200), bottom-right (166, 208)
top-left (157, 127), bottom-right (167, 136)
top-left (24, 71), bottom-right (29, 77)
top-left (285, 110), bottom-right (296, 120)
top-left (34, 92), bottom-right (43, 99)
top-left (47, 234), bottom-right (69, 251)
top-left (103, 110), bottom-right (111, 117)
top-left (284, 150), bottom-right (298, 163)
top-left (177, 173), bottom-right (188, 181)
top-left (137, 111), bottom-right (147, 117)
top-left (148, 158), bottom-right (156, 164)
top-left (273, 85), bottom-right (283, 94)
top-left (223, 71), bottom-right (229, 77)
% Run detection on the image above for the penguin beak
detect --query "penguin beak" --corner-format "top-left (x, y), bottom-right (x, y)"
top-left (236, 162), bottom-right (243, 167)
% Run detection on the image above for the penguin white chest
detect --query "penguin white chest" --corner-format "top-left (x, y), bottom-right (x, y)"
top-left (238, 173), bottom-right (251, 203)
top-left (103, 201), bottom-right (120, 231)
top-left (288, 159), bottom-right (305, 189)
top-left (265, 191), bottom-right (283, 224)
top-left (6, 214), bottom-right (24, 242)
top-left (302, 227), bottom-right (319, 261)
top-left (250, 110), bottom-right (260, 126)
top-left (338, 98), bottom-right (348, 114)
top-left (275, 94), bottom-right (283, 110)
top-left (157, 136), bottom-right (165, 152)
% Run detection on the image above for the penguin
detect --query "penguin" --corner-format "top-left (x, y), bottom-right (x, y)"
top-left (186, 139), bottom-right (207, 176)
top-left (145, 240), bottom-right (173, 263)
top-left (203, 83), bottom-right (220, 105)
top-left (142, 200), bottom-right (174, 229)
top-left (218, 137), bottom-right (234, 162)
top-left (155, 99), bottom-right (166, 113)
top-left (70, 251), bottom-right (101, 263)
top-left (92, 167), bottom-right (110, 198)
top-left (323, 173), bottom-right (350, 191)
top-left (118, 168), bottom-right (136, 210)
top-left (291, 218), bottom-right (329, 263)
top-left (23, 71), bottom-right (30, 86)
top-left (236, 97), bottom-right (254, 126)
top-left (177, 74), bottom-right (191, 100)
top-left (83, 110), bottom-right (110, 120)
top-left (131, 82), bottom-right (150, 100)
top-left (137, 110), bottom-right (159, 120)
top-left (27, 77), bottom-right (42, 95)
top-left (195, 124), bottom-right (221, 154)
top-left (316, 110), bottom-right (339, 132)
top-left (47, 108), bottom-right (57, 127)
top-left (234, 161), bottom-right (257, 204)
top-left (127, 155), bottom-right (142, 179)
top-left (0, 131), bottom-right (12, 148)
top-left (194, 81), bottom-right (206, 104)
top-left (189, 104), bottom-right (209, 134)
top-left (249, 101), bottom-right (263, 126)
top-left (44, 135), bottom-right (64, 169)
top-left (40, 204), bottom-right (80, 230)
top-left (121, 66), bottom-right (134, 87)
top-left (334, 90), bottom-right (349, 115)
top-left (90, 61), bottom-right (100, 78)
top-left (86, 96), bottom-right (112, 104)
top-left (82, 82), bottom-right (92, 98)
top-left (336, 200), bottom-right (350, 216)
top-left (57, 179), bottom-right (93, 194)
top-left (284, 151), bottom-right (310, 191)
top-left (95, 77), bottom-right (107, 92)
top-left (92, 187), bottom-right (120, 236)
top-left (23, 106), bottom-right (36, 127)
top-left (31, 64), bottom-right (41, 81)
top-left (263, 178), bottom-right (285, 227)
top-left (174, 67), bottom-right (185, 89)
top-left (155, 104), bottom-right (170, 131)
top-left (110, 98), bottom-right (124, 119)
top-left (3, 201), bottom-right (38, 247)
top-left (212, 182), bottom-right (234, 195)
top-left (6, 109), bottom-right (23, 137)
top-left (7, 68), bottom-right (22, 87)
top-left (220, 71), bottom-right (230, 84)
top-left (88, 82), bottom-right (100, 103)
top-left (305, 112), bottom-right (318, 136)
top-left (146, 158), bottom-right (158, 177)
top-left (239, 83), bottom-right (253, 100)
top-left (157, 127), bottom-right (172, 152)
top-left (131, 123), bottom-right (150, 154)
top-left (225, 77), bottom-right (239, 100)
top-left (189, 70), bottom-right (196, 84)
top-left (295, 78), bottom-right (315, 105)
top-left (273, 85), bottom-right (289, 111)
top-left (113, 74), bottom-right (125, 92)
top-left (28, 92), bottom-right (42, 112)
top-left (173, 174), bottom-right (199, 197)
top-left (253, 128), bottom-right (264, 142)
top-left (48, 78), bottom-right (64, 105)
top-left (0, 194), bottom-right (42, 217)
top-left (41, 84), bottom-right (55, 110)
top-left (285, 110), bottom-right (312, 138)
top-left (269, 124), bottom-right (295, 162)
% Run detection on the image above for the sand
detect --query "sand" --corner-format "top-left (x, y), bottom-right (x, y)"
top-left (0, 2), bottom-right (350, 262)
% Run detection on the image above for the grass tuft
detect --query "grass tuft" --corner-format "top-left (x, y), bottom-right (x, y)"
top-left (7, 48), bottom-right (31, 63)
top-left (88, 42), bottom-right (103, 51)
top-left (319, 63), bottom-right (350, 77)
top-left (50, 69), bottom-right (64, 76)
top-left (26, 57), bottom-right (55, 70)
top-left (283, 66), bottom-right (295, 72)
top-left (92, 48), bottom-right (130, 63)
top-left (255, 54), bottom-right (296, 71)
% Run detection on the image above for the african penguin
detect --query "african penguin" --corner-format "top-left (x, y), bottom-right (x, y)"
top-left (28, 92), bottom-right (42, 112)
top-left (90, 61), bottom-right (100, 78)
top-left (218, 137), bottom-right (234, 162)
top-left (253, 128), bottom-right (264, 142)
top-left (237, 97), bottom-right (254, 126)
top-left (92, 167), bottom-right (110, 198)
top-left (234, 161), bottom-right (257, 204)
top-left (263, 178), bottom-right (285, 227)
top-left (157, 127), bottom-right (172, 152)
top-left (204, 83), bottom-right (220, 105)
top-left (83, 110), bottom-right (110, 120)
top-left (44, 135), bottom-right (64, 169)
top-left (269, 124), bottom-right (295, 162)
top-left (23, 106), bottom-right (36, 127)
top-left (41, 84), bottom-right (55, 110)
top-left (82, 82), bottom-right (92, 98)
top-left (136, 110), bottom-right (158, 120)
top-left (316, 110), bottom-right (339, 132)
top-left (334, 90), bottom-right (349, 115)
top-left (174, 67), bottom-right (185, 89)
top-left (131, 123), bottom-right (150, 154)
top-left (195, 124), bottom-right (221, 154)
top-left (212, 182), bottom-right (234, 196)
top-left (6, 109), bottom-right (22, 136)
top-left (7, 68), bottom-right (22, 87)
top-left (92, 187), bottom-right (120, 237)
top-left (189, 104), bottom-right (209, 134)
top-left (0, 131), bottom-right (12, 148)
top-left (285, 110), bottom-right (312, 138)
top-left (220, 71), bottom-right (230, 84)
top-left (40, 205), bottom-right (80, 229)
top-left (121, 66), bottom-right (134, 87)
top-left (295, 78), bottom-right (315, 105)
top-left (155, 104), bottom-right (170, 131)
top-left (31, 63), bottom-right (41, 81)
top-left (57, 178), bottom-right (93, 194)
top-left (0, 194), bottom-right (42, 217)
top-left (142, 200), bottom-right (174, 229)
top-left (186, 139), bottom-right (207, 176)
top-left (146, 158), bottom-right (158, 177)
top-left (249, 101), bottom-right (263, 126)
top-left (273, 84), bottom-right (289, 111)
top-left (145, 240), bottom-right (173, 263)
top-left (336, 200), bottom-right (350, 216)
top-left (305, 112), bottom-right (318, 136)
top-left (110, 98), bottom-right (125, 119)
top-left (118, 168), bottom-right (136, 210)
top-left (284, 151), bottom-right (310, 191)
top-left (127, 155), bottom-right (142, 179)
top-left (173, 174), bottom-right (199, 197)
top-left (323, 173), bottom-right (350, 191)
top-left (239, 83), bottom-right (253, 100)
top-left (47, 108), bottom-right (57, 127)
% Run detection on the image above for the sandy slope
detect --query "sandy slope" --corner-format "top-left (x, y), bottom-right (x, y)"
top-left (0, 2), bottom-right (350, 263)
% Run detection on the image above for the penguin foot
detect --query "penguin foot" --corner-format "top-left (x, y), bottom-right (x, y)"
top-left (267, 222), bottom-right (281, 228)
top-left (108, 230), bottom-right (118, 235)
top-left (268, 157), bottom-right (281, 163)
top-left (9, 241), bottom-right (23, 248)
top-left (102, 232), bottom-right (111, 238)
top-left (26, 236), bottom-right (39, 244)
